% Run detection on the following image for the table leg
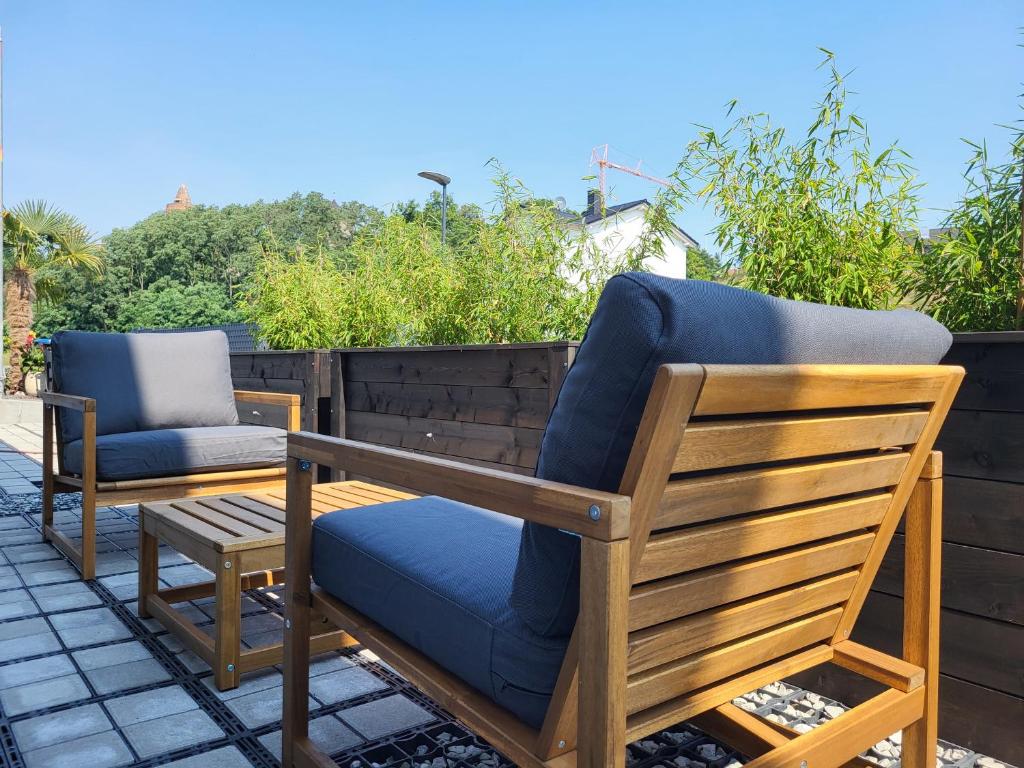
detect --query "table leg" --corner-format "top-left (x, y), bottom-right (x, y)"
top-left (214, 552), bottom-right (242, 690)
top-left (138, 512), bottom-right (158, 619)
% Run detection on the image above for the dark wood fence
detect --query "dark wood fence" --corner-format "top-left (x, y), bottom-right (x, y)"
top-left (329, 343), bottom-right (578, 476)
top-left (229, 350), bottom-right (331, 433)
top-left (790, 332), bottom-right (1024, 764)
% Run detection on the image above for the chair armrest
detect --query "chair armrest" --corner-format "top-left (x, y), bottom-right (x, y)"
top-left (287, 432), bottom-right (630, 541)
top-left (41, 392), bottom-right (96, 412)
top-left (234, 390), bottom-right (302, 431)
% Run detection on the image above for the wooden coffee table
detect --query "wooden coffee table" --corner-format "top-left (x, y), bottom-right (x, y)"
top-left (137, 480), bottom-right (417, 690)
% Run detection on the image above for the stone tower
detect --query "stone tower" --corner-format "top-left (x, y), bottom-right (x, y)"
top-left (165, 184), bottom-right (193, 212)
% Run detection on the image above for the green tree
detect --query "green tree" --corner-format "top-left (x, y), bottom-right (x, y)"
top-left (3, 201), bottom-right (103, 391)
top-left (685, 245), bottom-right (725, 281)
top-left (669, 50), bottom-right (919, 309)
top-left (37, 192), bottom-right (378, 334)
top-left (114, 278), bottom-right (242, 331)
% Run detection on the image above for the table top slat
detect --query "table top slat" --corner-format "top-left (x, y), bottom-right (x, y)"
top-left (193, 497), bottom-right (286, 534)
top-left (347, 480), bottom-right (418, 502)
top-left (141, 481), bottom-right (421, 553)
top-left (169, 499), bottom-right (270, 538)
top-left (156, 507), bottom-right (239, 544)
top-left (227, 496), bottom-right (287, 524)
top-left (309, 487), bottom-right (374, 510)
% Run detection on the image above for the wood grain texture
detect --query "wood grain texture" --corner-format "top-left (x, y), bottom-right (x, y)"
top-left (656, 452), bottom-right (909, 530)
top-left (637, 494), bottom-right (889, 583)
top-left (673, 410), bottom-right (927, 473)
top-left (346, 410), bottom-right (542, 469)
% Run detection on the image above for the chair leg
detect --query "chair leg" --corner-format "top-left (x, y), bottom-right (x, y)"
top-left (578, 538), bottom-right (629, 768)
top-left (137, 513), bottom-right (158, 619)
top-left (80, 409), bottom-right (98, 581)
top-left (80, 487), bottom-right (96, 581)
top-left (282, 456), bottom-right (315, 768)
top-left (41, 405), bottom-right (54, 543)
top-left (901, 457), bottom-right (942, 768)
top-left (214, 553), bottom-right (242, 691)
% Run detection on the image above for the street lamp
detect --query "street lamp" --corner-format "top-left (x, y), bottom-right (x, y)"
top-left (417, 170), bottom-right (451, 244)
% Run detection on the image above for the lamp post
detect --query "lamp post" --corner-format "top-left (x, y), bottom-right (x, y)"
top-left (417, 171), bottom-right (451, 244)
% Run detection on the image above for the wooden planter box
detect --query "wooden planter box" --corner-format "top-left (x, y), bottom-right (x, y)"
top-left (329, 342), bottom-right (579, 477)
top-left (790, 331), bottom-right (1024, 764)
top-left (229, 350), bottom-right (331, 433)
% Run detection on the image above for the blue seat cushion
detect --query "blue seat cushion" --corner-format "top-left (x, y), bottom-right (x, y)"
top-left (311, 496), bottom-right (569, 729)
top-left (62, 425), bottom-right (286, 481)
top-left (513, 273), bottom-right (955, 637)
top-left (51, 330), bottom-right (239, 445)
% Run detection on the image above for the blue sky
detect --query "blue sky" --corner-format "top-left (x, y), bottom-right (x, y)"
top-left (3, 1), bottom-right (1020, 248)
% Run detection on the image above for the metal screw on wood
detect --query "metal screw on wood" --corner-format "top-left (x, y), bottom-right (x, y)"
top-left (299, 460), bottom-right (312, 471)
top-left (588, 505), bottom-right (601, 521)
top-left (801, 762), bottom-right (808, 768)
top-left (285, 619), bottom-right (291, 629)
top-left (224, 561), bottom-right (232, 569)
top-left (558, 740), bottom-right (566, 749)
top-left (227, 664), bottom-right (235, 672)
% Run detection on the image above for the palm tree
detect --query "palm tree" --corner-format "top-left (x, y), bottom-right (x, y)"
top-left (3, 201), bottom-right (103, 392)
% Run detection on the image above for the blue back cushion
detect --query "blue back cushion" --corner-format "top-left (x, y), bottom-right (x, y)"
top-left (511, 274), bottom-right (953, 637)
top-left (51, 330), bottom-right (240, 443)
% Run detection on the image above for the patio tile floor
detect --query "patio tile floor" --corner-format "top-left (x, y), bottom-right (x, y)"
top-left (0, 428), bottom-right (1015, 768)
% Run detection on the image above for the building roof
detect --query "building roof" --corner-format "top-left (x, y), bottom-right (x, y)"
top-left (165, 184), bottom-right (193, 212)
top-left (134, 323), bottom-right (266, 353)
top-left (559, 197), bottom-right (699, 248)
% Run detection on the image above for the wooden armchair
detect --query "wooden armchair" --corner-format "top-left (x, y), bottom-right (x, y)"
top-left (283, 363), bottom-right (962, 768)
top-left (41, 330), bottom-right (301, 580)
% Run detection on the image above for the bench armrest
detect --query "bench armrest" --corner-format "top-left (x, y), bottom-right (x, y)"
top-left (286, 431), bottom-right (630, 541)
top-left (41, 392), bottom-right (96, 412)
top-left (234, 389), bottom-right (302, 431)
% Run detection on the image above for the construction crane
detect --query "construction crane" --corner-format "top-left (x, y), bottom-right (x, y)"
top-left (589, 144), bottom-right (672, 198)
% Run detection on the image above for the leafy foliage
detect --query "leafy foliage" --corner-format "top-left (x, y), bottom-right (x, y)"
top-left (899, 123), bottom-right (1023, 331)
top-left (668, 50), bottom-right (919, 309)
top-left (685, 245), bottom-right (726, 281)
top-left (242, 166), bottom-right (661, 349)
top-left (33, 192), bottom-right (377, 336)
top-left (3, 201), bottom-right (103, 390)
top-left (113, 279), bottom-right (243, 331)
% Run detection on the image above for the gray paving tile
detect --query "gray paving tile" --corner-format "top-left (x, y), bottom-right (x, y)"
top-left (338, 693), bottom-right (436, 740)
top-left (23, 730), bottom-right (132, 768)
top-left (5, 544), bottom-right (60, 564)
top-left (122, 707), bottom-right (224, 758)
top-left (202, 667), bottom-right (281, 701)
top-left (0, 629), bottom-right (61, 663)
top-left (162, 745), bottom-right (254, 768)
top-left (0, 671), bottom-right (90, 716)
top-left (73, 640), bottom-right (152, 670)
top-left (309, 666), bottom-right (389, 705)
top-left (0, 598), bottom-right (39, 620)
top-left (0, 654), bottom-right (75, 690)
top-left (0, 587), bottom-right (30, 604)
top-left (0, 616), bottom-right (49, 641)
top-left (30, 582), bottom-right (102, 612)
top-left (175, 649), bottom-right (211, 673)
top-left (225, 687), bottom-right (316, 728)
top-left (85, 657), bottom-right (171, 694)
top-left (259, 715), bottom-right (362, 761)
top-left (104, 684), bottom-right (198, 727)
top-left (310, 651), bottom-right (356, 676)
top-left (13, 702), bottom-right (111, 751)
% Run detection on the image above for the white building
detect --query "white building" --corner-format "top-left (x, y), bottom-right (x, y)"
top-left (560, 191), bottom-right (698, 279)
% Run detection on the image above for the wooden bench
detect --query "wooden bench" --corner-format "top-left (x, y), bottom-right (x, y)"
top-left (139, 480), bottom-right (416, 690)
